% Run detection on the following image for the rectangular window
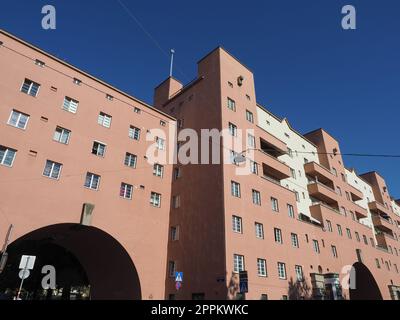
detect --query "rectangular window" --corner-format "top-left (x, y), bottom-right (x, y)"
top-left (257, 259), bottom-right (267, 277)
top-left (295, 265), bottom-right (303, 281)
top-left (84, 172), bottom-right (100, 190)
top-left (92, 141), bottom-right (106, 157)
top-left (255, 223), bottom-right (264, 239)
top-left (168, 261), bottom-right (176, 277)
top-left (346, 228), bottom-right (352, 239)
top-left (43, 160), bottom-right (62, 179)
top-left (98, 112), bottom-right (112, 128)
top-left (250, 161), bottom-right (258, 174)
top-left (233, 254), bottom-right (244, 273)
top-left (248, 134), bottom-right (255, 148)
top-left (355, 232), bottom-right (360, 242)
top-left (331, 245), bottom-right (338, 258)
top-left (287, 204), bottom-right (295, 218)
top-left (156, 137), bottom-right (165, 150)
top-left (120, 183), bottom-right (133, 199)
top-left (8, 110), bottom-right (29, 129)
top-left (153, 164), bottom-right (164, 177)
top-left (252, 189), bottom-right (261, 205)
top-left (133, 107), bottom-right (141, 114)
top-left (124, 153), bottom-right (137, 168)
top-left (53, 126), bottom-right (71, 144)
top-left (336, 186), bottom-right (342, 196)
top-left (326, 220), bottom-right (333, 232)
top-left (274, 228), bottom-right (283, 244)
top-left (21, 79), bottom-right (40, 97)
top-left (295, 191), bottom-right (300, 202)
top-left (228, 122), bottom-right (237, 137)
top-left (290, 168), bottom-right (296, 179)
top-left (129, 126), bottom-right (141, 140)
top-left (271, 197), bottom-right (279, 212)
top-left (172, 195), bottom-right (181, 209)
top-left (150, 192), bottom-right (161, 207)
top-left (313, 240), bottom-right (320, 253)
top-left (231, 181), bottom-right (241, 197)
top-left (62, 97), bottom-right (79, 113)
top-left (287, 148), bottom-right (293, 158)
top-left (0, 146), bottom-right (16, 167)
top-left (278, 262), bottom-right (287, 279)
top-left (375, 258), bottom-right (381, 269)
top-left (363, 235), bottom-right (368, 245)
top-left (291, 233), bottom-right (299, 248)
top-left (246, 110), bottom-right (254, 123)
top-left (337, 224), bottom-right (343, 236)
top-left (170, 226), bottom-right (179, 241)
top-left (174, 167), bottom-right (181, 180)
top-left (232, 216), bottom-right (242, 233)
top-left (227, 98), bottom-right (236, 111)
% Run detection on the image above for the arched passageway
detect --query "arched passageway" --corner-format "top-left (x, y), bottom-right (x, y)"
top-left (349, 262), bottom-right (383, 300)
top-left (0, 224), bottom-right (141, 300)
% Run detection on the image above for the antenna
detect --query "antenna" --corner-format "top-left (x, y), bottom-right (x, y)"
top-left (169, 49), bottom-right (175, 77)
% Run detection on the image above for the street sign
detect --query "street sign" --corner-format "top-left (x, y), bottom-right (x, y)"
top-left (19, 255), bottom-right (36, 270)
top-left (175, 281), bottom-right (182, 290)
top-left (18, 269), bottom-right (30, 280)
top-left (175, 272), bottom-right (183, 282)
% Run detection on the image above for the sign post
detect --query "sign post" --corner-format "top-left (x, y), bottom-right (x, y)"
top-left (15, 255), bottom-right (36, 300)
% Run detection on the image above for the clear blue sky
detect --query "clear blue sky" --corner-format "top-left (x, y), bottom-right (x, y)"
top-left (1, 0), bottom-right (399, 197)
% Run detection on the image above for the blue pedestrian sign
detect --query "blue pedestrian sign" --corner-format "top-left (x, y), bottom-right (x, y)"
top-left (240, 281), bottom-right (248, 293)
top-left (175, 272), bottom-right (183, 282)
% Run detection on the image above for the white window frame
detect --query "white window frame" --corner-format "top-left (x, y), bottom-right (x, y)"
top-left (120, 182), bottom-right (133, 199)
top-left (0, 146), bottom-right (16, 167)
top-left (62, 96), bottom-right (79, 114)
top-left (291, 233), bottom-right (299, 248)
top-left (252, 189), bottom-right (261, 205)
top-left (228, 122), bottom-right (237, 137)
top-left (168, 261), bottom-right (176, 277)
top-left (271, 197), bottom-right (279, 212)
top-left (42, 160), bottom-right (62, 180)
top-left (156, 137), bottom-right (165, 150)
top-left (129, 126), bottom-right (141, 140)
top-left (92, 141), bottom-right (106, 157)
top-left (255, 223), bottom-right (264, 239)
top-left (247, 134), bottom-right (256, 148)
top-left (124, 152), bottom-right (137, 168)
top-left (246, 110), bottom-right (254, 123)
top-left (233, 254), bottom-right (244, 273)
top-left (227, 98), bottom-right (236, 111)
top-left (171, 226), bottom-right (180, 241)
top-left (153, 163), bottom-right (164, 177)
top-left (250, 161), bottom-right (258, 175)
top-left (274, 228), bottom-right (283, 244)
top-left (98, 112), bottom-right (112, 128)
top-left (287, 204), bottom-right (295, 218)
top-left (53, 126), bottom-right (71, 144)
top-left (232, 215), bottom-right (242, 233)
top-left (20, 79), bottom-right (40, 97)
top-left (172, 195), bottom-right (181, 209)
top-left (7, 110), bottom-right (29, 129)
top-left (313, 240), bottom-right (320, 253)
top-left (150, 192), bottom-right (161, 208)
top-left (84, 172), bottom-right (100, 190)
top-left (278, 262), bottom-right (287, 280)
top-left (231, 181), bottom-right (241, 197)
top-left (295, 265), bottom-right (303, 281)
top-left (257, 258), bottom-right (267, 277)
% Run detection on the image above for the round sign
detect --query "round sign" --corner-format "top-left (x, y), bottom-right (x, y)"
top-left (18, 269), bottom-right (30, 280)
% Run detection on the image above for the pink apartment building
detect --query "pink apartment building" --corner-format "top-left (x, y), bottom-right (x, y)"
top-left (1, 29), bottom-right (400, 300)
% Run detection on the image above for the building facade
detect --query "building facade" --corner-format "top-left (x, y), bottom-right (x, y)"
top-left (154, 47), bottom-right (400, 300)
top-left (0, 29), bottom-right (400, 300)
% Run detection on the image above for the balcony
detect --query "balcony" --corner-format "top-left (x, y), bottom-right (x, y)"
top-left (309, 202), bottom-right (341, 225)
top-left (304, 162), bottom-right (334, 186)
top-left (308, 181), bottom-right (339, 206)
top-left (368, 201), bottom-right (391, 216)
top-left (352, 203), bottom-right (368, 220)
top-left (375, 231), bottom-right (395, 249)
top-left (372, 214), bottom-right (393, 233)
top-left (258, 150), bottom-right (291, 181)
top-left (256, 126), bottom-right (287, 156)
top-left (348, 184), bottom-right (363, 201)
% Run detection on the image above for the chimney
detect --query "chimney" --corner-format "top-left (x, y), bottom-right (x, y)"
top-left (153, 77), bottom-right (183, 109)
